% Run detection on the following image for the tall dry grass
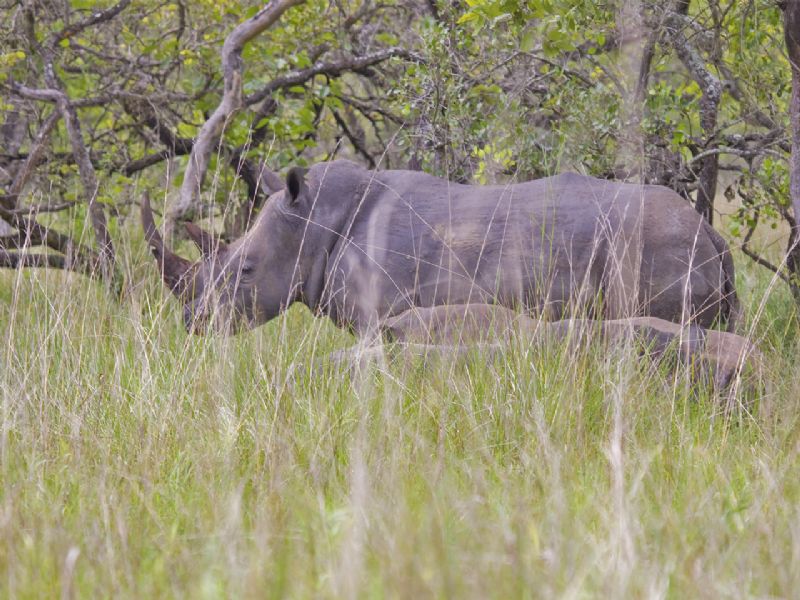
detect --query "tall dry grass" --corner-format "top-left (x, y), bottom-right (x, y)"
top-left (0, 226), bottom-right (798, 598)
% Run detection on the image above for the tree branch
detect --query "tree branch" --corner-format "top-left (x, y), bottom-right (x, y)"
top-left (0, 229), bottom-right (43, 250)
top-left (4, 201), bottom-right (77, 215)
top-left (0, 250), bottom-right (67, 270)
top-left (740, 244), bottom-right (790, 284)
top-left (171, 0), bottom-right (307, 223)
top-left (244, 47), bottom-right (417, 106)
top-left (121, 149), bottom-right (174, 176)
top-left (664, 4), bottom-right (722, 224)
top-left (3, 111), bottom-right (61, 209)
top-left (332, 109), bottom-right (376, 168)
top-left (0, 205), bottom-right (102, 276)
top-left (739, 209), bottom-right (790, 283)
top-left (48, 0), bottom-right (132, 47)
top-left (22, 7), bottom-right (115, 278)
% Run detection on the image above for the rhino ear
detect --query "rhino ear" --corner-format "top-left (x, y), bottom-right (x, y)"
top-left (259, 166), bottom-right (284, 195)
top-left (286, 167), bottom-right (308, 204)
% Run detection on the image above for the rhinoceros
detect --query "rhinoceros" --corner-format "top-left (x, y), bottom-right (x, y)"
top-left (142, 160), bottom-right (738, 335)
top-left (380, 304), bottom-right (761, 391)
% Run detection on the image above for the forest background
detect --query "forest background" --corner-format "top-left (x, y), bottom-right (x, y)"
top-left (1, 1), bottom-right (799, 597)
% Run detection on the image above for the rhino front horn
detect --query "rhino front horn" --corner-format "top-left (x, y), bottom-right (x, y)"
top-left (141, 194), bottom-right (195, 298)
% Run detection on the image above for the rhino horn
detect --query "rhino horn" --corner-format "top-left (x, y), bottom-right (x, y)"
top-left (141, 194), bottom-right (195, 298)
top-left (185, 222), bottom-right (228, 257)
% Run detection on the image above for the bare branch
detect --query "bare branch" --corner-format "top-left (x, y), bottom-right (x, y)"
top-left (121, 150), bottom-right (174, 176)
top-left (52, 92), bottom-right (115, 274)
top-left (5, 81), bottom-right (206, 108)
top-left (0, 250), bottom-right (66, 270)
top-left (340, 94), bottom-right (403, 125)
top-left (3, 111), bottom-right (61, 209)
top-left (664, 11), bottom-right (722, 102)
top-left (122, 99), bottom-right (193, 154)
top-left (0, 230), bottom-right (43, 250)
top-left (739, 209), bottom-right (789, 283)
top-left (332, 109), bottom-right (376, 169)
top-left (171, 0), bottom-right (307, 223)
top-left (741, 244), bottom-right (790, 283)
top-left (7, 82), bottom-right (63, 103)
top-left (21, 7), bottom-right (116, 278)
top-left (686, 145), bottom-right (785, 165)
top-left (1, 207), bottom-right (73, 251)
top-left (49, 0), bottom-right (132, 47)
top-left (4, 201), bottom-right (77, 215)
top-left (244, 47), bottom-right (418, 106)
top-left (523, 52), bottom-right (595, 88)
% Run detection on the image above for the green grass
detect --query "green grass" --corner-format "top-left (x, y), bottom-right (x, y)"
top-left (1, 237), bottom-right (799, 598)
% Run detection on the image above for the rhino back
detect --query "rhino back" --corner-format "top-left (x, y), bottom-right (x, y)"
top-left (319, 169), bottom-right (730, 332)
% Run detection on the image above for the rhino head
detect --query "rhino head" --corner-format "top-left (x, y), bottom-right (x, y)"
top-left (142, 167), bottom-right (318, 334)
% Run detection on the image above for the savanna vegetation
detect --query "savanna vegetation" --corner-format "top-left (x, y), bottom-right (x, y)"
top-left (1, 0), bottom-right (800, 597)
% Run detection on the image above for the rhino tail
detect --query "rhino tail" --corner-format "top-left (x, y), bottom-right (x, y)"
top-left (705, 221), bottom-right (740, 332)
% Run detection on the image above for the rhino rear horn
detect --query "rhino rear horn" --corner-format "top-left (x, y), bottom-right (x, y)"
top-left (185, 222), bottom-right (228, 257)
top-left (141, 194), bottom-right (195, 298)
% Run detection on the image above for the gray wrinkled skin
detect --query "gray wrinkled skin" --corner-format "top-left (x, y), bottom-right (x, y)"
top-left (154, 160), bottom-right (738, 335)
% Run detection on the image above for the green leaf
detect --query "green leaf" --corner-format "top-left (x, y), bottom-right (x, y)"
top-left (520, 31), bottom-right (535, 52)
top-left (457, 12), bottom-right (479, 24)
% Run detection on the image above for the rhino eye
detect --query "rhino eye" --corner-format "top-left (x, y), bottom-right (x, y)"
top-left (241, 264), bottom-right (254, 276)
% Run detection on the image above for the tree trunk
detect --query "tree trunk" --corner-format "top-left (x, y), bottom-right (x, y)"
top-left (695, 93), bottom-right (720, 225)
top-left (783, 1), bottom-right (800, 304)
top-left (615, 0), bottom-right (648, 178)
top-left (665, 1), bottom-right (721, 225)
